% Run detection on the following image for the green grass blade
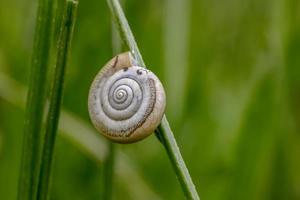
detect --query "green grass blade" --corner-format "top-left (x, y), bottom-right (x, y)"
top-left (101, 21), bottom-right (122, 200)
top-left (36, 1), bottom-right (78, 199)
top-left (156, 117), bottom-right (200, 200)
top-left (17, 0), bottom-right (55, 199)
top-left (106, 0), bottom-right (200, 199)
top-left (106, 0), bottom-right (145, 67)
top-left (102, 142), bottom-right (115, 199)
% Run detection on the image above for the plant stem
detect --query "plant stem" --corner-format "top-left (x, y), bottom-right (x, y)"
top-left (155, 117), bottom-right (200, 200)
top-left (18, 0), bottom-right (55, 199)
top-left (106, 0), bottom-right (200, 199)
top-left (102, 142), bottom-right (115, 199)
top-left (106, 0), bottom-right (145, 67)
top-left (36, 1), bottom-right (78, 199)
top-left (101, 21), bottom-right (121, 200)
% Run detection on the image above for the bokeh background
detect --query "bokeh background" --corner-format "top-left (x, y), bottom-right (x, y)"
top-left (1, 0), bottom-right (300, 199)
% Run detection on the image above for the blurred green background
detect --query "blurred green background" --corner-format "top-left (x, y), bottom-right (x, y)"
top-left (0, 0), bottom-right (300, 199)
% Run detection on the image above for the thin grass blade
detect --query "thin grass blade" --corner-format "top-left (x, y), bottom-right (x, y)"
top-left (101, 20), bottom-right (122, 200)
top-left (106, 0), bottom-right (200, 199)
top-left (36, 1), bottom-right (78, 199)
top-left (18, 0), bottom-right (55, 199)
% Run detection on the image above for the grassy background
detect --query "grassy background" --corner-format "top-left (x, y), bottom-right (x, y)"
top-left (1, 0), bottom-right (300, 199)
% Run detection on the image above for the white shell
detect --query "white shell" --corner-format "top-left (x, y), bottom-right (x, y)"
top-left (88, 52), bottom-right (166, 143)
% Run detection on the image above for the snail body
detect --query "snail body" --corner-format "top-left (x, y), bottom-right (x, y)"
top-left (88, 52), bottom-right (166, 143)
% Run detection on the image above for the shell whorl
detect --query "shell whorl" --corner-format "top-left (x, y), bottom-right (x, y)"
top-left (88, 52), bottom-right (166, 143)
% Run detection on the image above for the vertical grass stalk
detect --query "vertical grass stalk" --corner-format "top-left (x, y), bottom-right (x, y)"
top-left (156, 117), bottom-right (199, 200)
top-left (102, 142), bottom-right (115, 199)
top-left (102, 18), bottom-right (122, 200)
top-left (18, 0), bottom-right (55, 199)
top-left (36, 1), bottom-right (78, 199)
top-left (106, 0), bottom-right (200, 199)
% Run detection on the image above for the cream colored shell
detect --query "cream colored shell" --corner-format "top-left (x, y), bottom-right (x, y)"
top-left (88, 52), bottom-right (166, 143)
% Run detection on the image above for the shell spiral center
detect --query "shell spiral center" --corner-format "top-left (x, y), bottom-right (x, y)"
top-left (102, 75), bottom-right (143, 121)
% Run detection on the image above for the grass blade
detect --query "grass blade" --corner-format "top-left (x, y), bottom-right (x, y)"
top-left (17, 0), bottom-right (55, 199)
top-left (106, 0), bottom-right (200, 199)
top-left (156, 117), bottom-right (199, 199)
top-left (102, 142), bottom-right (115, 199)
top-left (106, 0), bottom-right (145, 67)
top-left (36, 1), bottom-right (78, 199)
top-left (101, 21), bottom-right (122, 200)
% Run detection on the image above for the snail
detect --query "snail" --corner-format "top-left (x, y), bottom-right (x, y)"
top-left (88, 52), bottom-right (166, 143)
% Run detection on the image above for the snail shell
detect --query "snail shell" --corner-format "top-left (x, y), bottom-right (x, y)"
top-left (88, 52), bottom-right (166, 143)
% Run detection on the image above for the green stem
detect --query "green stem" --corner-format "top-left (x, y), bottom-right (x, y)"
top-left (156, 117), bottom-right (200, 200)
top-left (102, 21), bottom-right (121, 200)
top-left (18, 0), bottom-right (55, 199)
top-left (107, 0), bottom-right (145, 67)
top-left (36, 1), bottom-right (78, 199)
top-left (102, 142), bottom-right (115, 200)
top-left (106, 0), bottom-right (200, 199)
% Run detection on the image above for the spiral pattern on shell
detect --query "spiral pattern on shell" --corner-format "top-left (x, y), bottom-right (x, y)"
top-left (88, 52), bottom-right (166, 143)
